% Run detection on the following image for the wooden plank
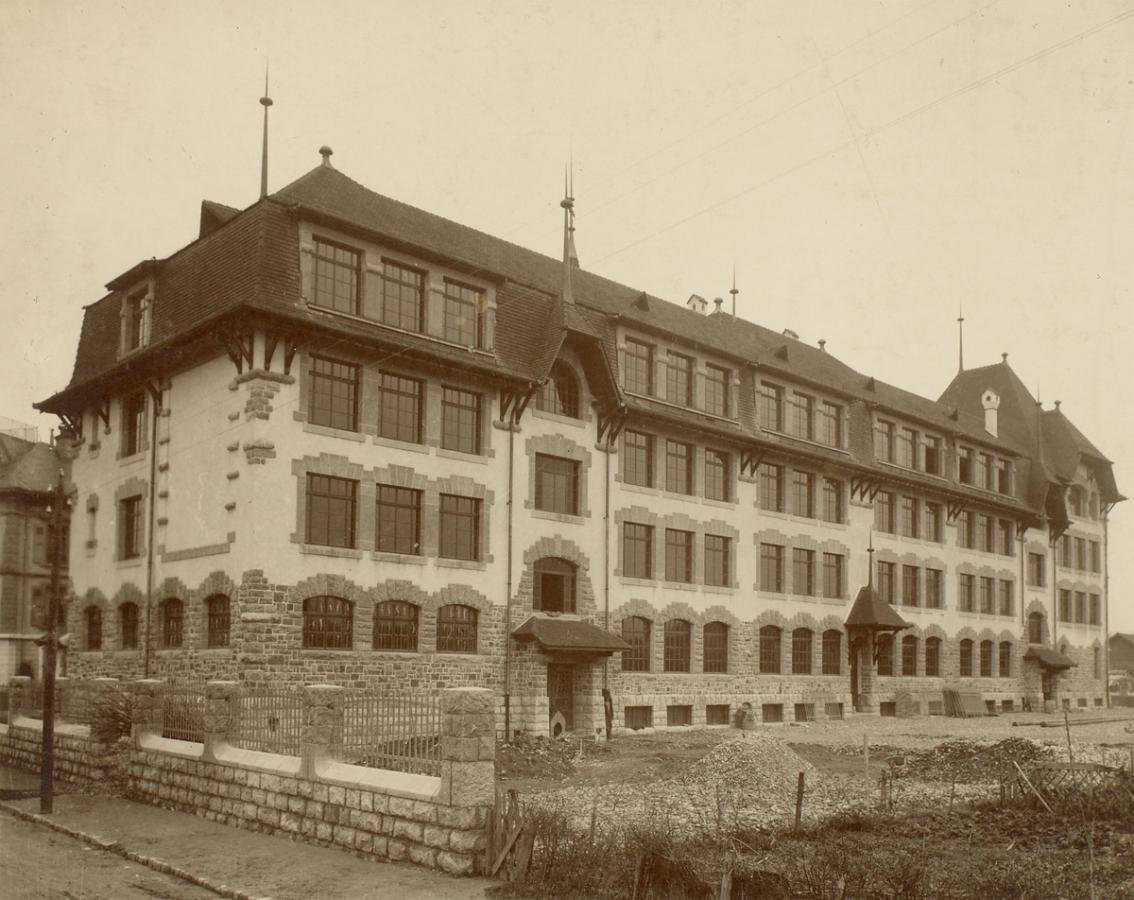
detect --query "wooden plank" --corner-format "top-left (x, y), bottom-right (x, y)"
top-left (490, 824), bottom-right (523, 876)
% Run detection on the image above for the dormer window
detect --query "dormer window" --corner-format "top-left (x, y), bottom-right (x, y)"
top-left (442, 279), bottom-right (485, 347)
top-left (958, 447), bottom-right (974, 485)
top-left (377, 259), bottom-right (425, 332)
top-left (119, 288), bottom-right (150, 356)
top-left (817, 401), bottom-right (842, 448)
top-left (313, 237), bottom-right (361, 315)
top-left (536, 362), bottom-right (580, 418)
top-left (789, 392), bottom-right (813, 439)
top-left (874, 419), bottom-right (895, 463)
top-left (757, 381), bottom-right (784, 432)
top-left (624, 338), bottom-right (654, 395)
top-left (666, 353), bottom-right (693, 406)
top-left (923, 436), bottom-right (942, 475)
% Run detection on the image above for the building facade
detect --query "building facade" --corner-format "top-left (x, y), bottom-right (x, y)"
top-left (38, 152), bottom-right (1123, 735)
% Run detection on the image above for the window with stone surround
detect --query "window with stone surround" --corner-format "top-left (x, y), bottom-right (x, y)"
top-left (925, 568), bottom-right (943, 609)
top-left (874, 419), bottom-right (895, 463)
top-left (378, 259), bottom-right (425, 332)
top-left (1089, 593), bottom-right (1100, 626)
top-left (437, 605), bottom-right (478, 653)
top-left (1075, 538), bottom-right (1087, 571)
top-left (759, 625), bottom-right (782, 674)
top-left (704, 449), bottom-right (729, 502)
top-left (305, 474), bottom-right (357, 549)
top-left (999, 641), bottom-right (1011, 677)
top-left (817, 400), bottom-right (842, 447)
top-left (533, 557), bottom-right (576, 613)
top-left (442, 279), bottom-right (484, 347)
top-left (821, 478), bottom-right (843, 523)
top-left (704, 534), bottom-right (730, 587)
top-left (623, 431), bottom-right (654, 487)
top-left (823, 552), bottom-right (844, 599)
top-left (876, 634), bottom-right (894, 676)
top-left (998, 519), bottom-right (1014, 556)
top-left (160, 598), bottom-right (183, 649)
top-left (874, 492), bottom-right (895, 533)
top-left (789, 392), bottom-right (814, 440)
top-left (121, 289), bottom-right (147, 354)
top-left (119, 603), bottom-right (139, 650)
top-left (792, 628), bottom-right (813, 674)
top-left (665, 440), bottom-right (693, 495)
top-left (924, 503), bottom-right (942, 542)
top-left (439, 494), bottom-right (480, 561)
top-left (979, 576), bottom-right (995, 614)
top-left (959, 639), bottom-right (974, 677)
top-left (622, 522), bottom-right (653, 579)
top-left (303, 596), bottom-right (354, 650)
top-left (757, 381), bottom-right (784, 431)
top-left (664, 529), bottom-right (693, 583)
top-left (900, 496), bottom-right (919, 538)
top-left (1089, 541), bottom-right (1101, 574)
top-left (1028, 553), bottom-right (1045, 586)
top-left (877, 561), bottom-right (896, 605)
top-left (373, 600), bottom-right (419, 651)
top-left (1058, 589), bottom-right (1071, 622)
top-left (959, 573), bottom-right (975, 612)
top-left (902, 565), bottom-right (919, 607)
top-left (703, 622), bottom-right (728, 673)
top-left (958, 446), bottom-right (974, 485)
top-left (308, 356), bottom-right (359, 432)
top-left (121, 390), bottom-right (146, 457)
top-left (535, 454), bottom-right (579, 516)
top-left (758, 463), bottom-right (784, 512)
top-left (923, 435), bottom-right (942, 475)
top-left (998, 580), bottom-right (1014, 616)
top-left (376, 372), bottom-right (424, 444)
top-left (792, 470), bottom-right (814, 518)
top-left (896, 427), bottom-right (917, 469)
top-left (376, 485), bottom-right (422, 555)
top-left (1075, 591), bottom-right (1086, 624)
top-left (663, 620), bottom-right (692, 672)
top-left (118, 495), bottom-right (144, 560)
top-left (440, 386), bottom-right (482, 454)
top-left (958, 510), bottom-right (975, 549)
top-left (205, 594), bottom-right (230, 648)
top-left (760, 543), bottom-right (784, 593)
top-left (621, 616), bottom-right (651, 672)
top-left (925, 637), bottom-right (941, 676)
top-left (979, 640), bottom-right (993, 677)
top-left (901, 635), bottom-right (918, 676)
top-left (792, 548), bottom-right (815, 596)
top-left (705, 364), bottom-right (730, 417)
top-left (666, 353), bottom-right (693, 406)
top-left (822, 630), bottom-right (841, 675)
top-left (313, 237), bottom-right (361, 315)
top-left (536, 362), bottom-right (580, 418)
top-left (624, 338), bottom-right (654, 395)
top-left (1028, 612), bottom-right (1044, 643)
top-left (85, 606), bottom-right (102, 651)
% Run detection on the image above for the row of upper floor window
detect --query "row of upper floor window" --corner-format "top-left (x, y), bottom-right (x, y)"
top-left (621, 522), bottom-right (735, 588)
top-left (1057, 589), bottom-right (1102, 626)
top-left (622, 337), bottom-right (734, 418)
top-left (1057, 534), bottom-right (1102, 573)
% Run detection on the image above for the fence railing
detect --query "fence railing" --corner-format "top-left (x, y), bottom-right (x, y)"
top-left (162, 685), bottom-right (206, 743)
top-left (336, 691), bottom-right (442, 777)
top-left (232, 689), bottom-right (305, 756)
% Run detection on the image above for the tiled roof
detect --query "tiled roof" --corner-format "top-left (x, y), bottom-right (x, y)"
top-left (511, 615), bottom-right (629, 653)
top-left (844, 585), bottom-right (909, 630)
top-left (0, 441), bottom-right (62, 495)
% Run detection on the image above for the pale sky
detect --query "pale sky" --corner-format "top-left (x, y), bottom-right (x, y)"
top-left (1, 1), bottom-right (1131, 629)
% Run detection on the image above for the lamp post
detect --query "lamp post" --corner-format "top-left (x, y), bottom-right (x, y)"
top-left (39, 467), bottom-right (68, 814)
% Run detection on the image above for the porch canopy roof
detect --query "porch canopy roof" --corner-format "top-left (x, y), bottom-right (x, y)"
top-left (512, 616), bottom-right (629, 655)
top-left (845, 585), bottom-right (910, 631)
top-left (1024, 646), bottom-right (1078, 670)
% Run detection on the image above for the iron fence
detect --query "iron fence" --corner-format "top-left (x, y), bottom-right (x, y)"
top-left (162, 685), bottom-right (206, 743)
top-left (335, 691), bottom-right (442, 776)
top-left (232, 689), bottom-right (305, 756)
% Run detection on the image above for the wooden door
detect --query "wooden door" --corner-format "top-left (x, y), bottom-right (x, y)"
top-left (547, 664), bottom-right (574, 734)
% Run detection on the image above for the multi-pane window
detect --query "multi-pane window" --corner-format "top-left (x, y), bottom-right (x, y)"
top-left (160, 598), bottom-right (183, 649)
top-left (979, 640), bottom-right (993, 677)
top-left (792, 628), bottom-right (813, 674)
top-left (821, 478), bottom-right (843, 523)
top-left (822, 553), bottom-right (844, 599)
top-left (1074, 591), bottom-right (1086, 624)
top-left (536, 362), bottom-right (580, 418)
top-left (816, 401), bottom-right (842, 447)
top-left (376, 486), bottom-right (422, 555)
top-left (901, 636), bottom-right (918, 676)
top-left (376, 372), bottom-right (423, 443)
top-left (119, 603), bottom-right (139, 650)
top-left (664, 529), bottom-right (693, 583)
top-left (624, 339), bottom-right (654, 395)
top-left (758, 463), bottom-right (784, 512)
top-left (703, 622), bottom-right (728, 673)
top-left (874, 492), bottom-right (895, 533)
top-left (977, 514), bottom-right (994, 553)
top-left (122, 290), bottom-right (146, 353)
top-left (759, 626), bottom-right (782, 674)
top-left (924, 503), bottom-right (942, 542)
top-left (959, 511), bottom-right (975, 549)
top-left (534, 558), bottom-right (576, 613)
top-left (790, 393), bottom-right (813, 439)
top-left (925, 637), bottom-right (941, 676)
top-left (705, 365), bottom-right (730, 417)
top-left (439, 494), bottom-right (480, 561)
top-left (1089, 541), bottom-right (1101, 573)
top-left (436, 604), bottom-right (477, 653)
top-left (958, 447), bottom-right (974, 485)
top-left (923, 436), bottom-right (942, 475)
top-left (623, 431), bottom-right (654, 487)
top-left (121, 391), bottom-right (146, 457)
top-left (205, 594), bottom-right (230, 648)
top-left (1075, 538), bottom-right (1087, 571)
top-left (373, 600), bottom-right (419, 651)
top-left (442, 280), bottom-right (484, 347)
top-left (623, 523), bottom-right (653, 579)
top-left (621, 617), bottom-right (651, 672)
top-left (876, 634), bottom-right (894, 676)
top-left (1060, 536), bottom-right (1072, 567)
top-left (998, 580), bottom-right (1014, 616)
top-left (534, 454), bottom-right (579, 515)
top-left (975, 454), bottom-right (990, 491)
top-left (822, 630), bottom-right (841, 675)
top-left (792, 548), bottom-right (814, 596)
top-left (704, 534), bottom-right (730, 587)
top-left (1028, 612), bottom-right (1045, 643)
top-left (979, 576), bottom-right (995, 614)
top-left (119, 495), bottom-right (144, 560)
top-left (999, 641), bottom-right (1012, 677)
top-left (874, 420), bottom-right (894, 463)
top-left (1089, 594), bottom-right (1100, 625)
top-left (440, 387), bottom-right (481, 454)
top-left (996, 458), bottom-right (1013, 494)
top-left (377, 260), bottom-right (425, 331)
top-left (306, 475), bottom-right (356, 548)
top-left (902, 565), bottom-right (919, 607)
top-left (760, 543), bottom-right (784, 593)
top-left (792, 470), bottom-right (814, 517)
top-left (925, 568), bottom-right (943, 609)
top-left (313, 238), bottom-right (361, 314)
top-left (665, 440), bottom-right (693, 495)
top-left (877, 561), bottom-right (896, 604)
top-left (757, 382), bottom-right (783, 431)
top-left (303, 595), bottom-right (353, 650)
top-left (900, 496), bottom-right (919, 538)
top-left (666, 354), bottom-right (693, 406)
top-left (663, 620), bottom-right (692, 672)
top-left (1028, 552), bottom-right (1046, 586)
top-left (85, 607), bottom-right (102, 651)
top-left (309, 356), bottom-right (358, 431)
top-left (958, 573), bottom-right (975, 612)
top-left (896, 427), bottom-right (917, 469)
top-left (1058, 589), bottom-right (1072, 622)
top-left (959, 639), bottom-right (974, 677)
top-left (999, 520), bottom-right (1015, 556)
top-left (704, 450), bottom-right (729, 502)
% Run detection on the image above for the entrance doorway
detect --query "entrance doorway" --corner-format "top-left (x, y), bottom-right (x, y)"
top-left (547, 664), bottom-right (574, 735)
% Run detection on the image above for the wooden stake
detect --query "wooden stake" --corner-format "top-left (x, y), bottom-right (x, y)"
top-left (794, 771), bottom-right (805, 831)
top-left (863, 732), bottom-right (870, 777)
top-left (1064, 709), bottom-right (1074, 763)
top-left (1013, 761), bottom-right (1054, 814)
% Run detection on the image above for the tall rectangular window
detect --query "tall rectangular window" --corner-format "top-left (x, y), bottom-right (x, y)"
top-left (705, 365), bottom-right (730, 417)
top-left (980, 576), bottom-right (995, 614)
top-left (1074, 591), bottom-right (1086, 624)
top-left (958, 447), bottom-right (974, 485)
top-left (623, 523), bottom-right (653, 579)
top-left (896, 427), bottom-right (917, 469)
top-left (821, 478), bottom-right (843, 523)
top-left (440, 387), bottom-right (481, 454)
top-left (874, 420), bottom-right (894, 463)
top-left (874, 491), bottom-right (895, 533)
top-left (666, 353), bottom-right (693, 406)
top-left (1089, 541), bottom-right (1101, 573)
top-left (665, 440), bottom-right (693, 495)
top-left (313, 238), bottom-right (361, 314)
top-left (792, 548), bottom-right (814, 596)
top-left (704, 535), bottom-right (730, 587)
top-left (1028, 552), bottom-right (1046, 586)
top-left (376, 372), bottom-right (423, 444)
top-left (119, 495), bottom-right (143, 560)
top-left (998, 519), bottom-right (1014, 556)
top-left (822, 553), bottom-right (844, 599)
top-left (925, 568), bottom-right (943, 609)
top-left (121, 391), bottom-right (146, 457)
top-left (1089, 593), bottom-right (1101, 625)
top-left (1075, 538), bottom-right (1087, 571)
top-left (534, 454), bottom-right (579, 515)
top-left (439, 494), bottom-right (480, 561)
top-left (624, 339), bottom-right (654, 395)
top-left (996, 458), bottom-right (1013, 495)
top-left (900, 496), bottom-right (919, 538)
top-left (902, 565), bottom-right (920, 607)
top-left (623, 431), bottom-right (654, 487)
top-left (375, 486), bottom-right (421, 555)
top-left (309, 356), bottom-right (359, 431)
top-left (924, 503), bottom-right (942, 542)
top-left (758, 463), bottom-right (784, 512)
top-left (923, 436), bottom-right (941, 475)
top-left (877, 561), bottom-right (896, 604)
top-left (975, 453), bottom-right (991, 491)
top-left (978, 514), bottom-right (994, 553)
top-left (704, 450), bottom-right (729, 502)
top-left (790, 393), bottom-right (813, 440)
top-left (664, 529), bottom-right (693, 583)
top-left (378, 260), bottom-right (425, 331)
top-left (757, 382), bottom-right (783, 431)
top-left (760, 543), bottom-right (784, 593)
top-left (1058, 589), bottom-right (1071, 622)
top-left (122, 290), bottom-right (146, 353)
top-left (998, 580), bottom-right (1014, 616)
top-left (792, 470), bottom-right (814, 518)
top-left (959, 510), bottom-right (975, 549)
top-left (959, 573), bottom-right (975, 612)
top-left (816, 401), bottom-right (842, 447)
top-left (442, 279), bottom-right (484, 347)
top-left (305, 475), bottom-right (356, 548)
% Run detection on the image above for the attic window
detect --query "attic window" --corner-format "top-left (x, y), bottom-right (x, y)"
top-left (313, 237), bottom-right (361, 315)
top-left (120, 288), bottom-right (150, 356)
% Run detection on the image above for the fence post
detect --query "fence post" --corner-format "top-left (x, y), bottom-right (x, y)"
top-left (204, 681), bottom-right (239, 762)
top-left (439, 687), bottom-right (495, 808)
top-left (8, 675), bottom-right (30, 722)
top-left (131, 679), bottom-right (165, 744)
top-left (301, 684), bottom-right (343, 780)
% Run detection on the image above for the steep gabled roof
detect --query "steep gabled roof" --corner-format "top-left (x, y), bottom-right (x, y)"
top-left (0, 440), bottom-right (61, 495)
top-left (845, 585), bottom-right (909, 630)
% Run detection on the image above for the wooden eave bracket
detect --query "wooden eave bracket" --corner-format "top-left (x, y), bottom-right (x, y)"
top-left (740, 448), bottom-right (765, 478)
top-left (95, 398), bottom-right (111, 432)
top-left (597, 406), bottom-right (628, 446)
top-left (946, 499), bottom-right (967, 524)
top-left (262, 331), bottom-right (301, 374)
top-left (850, 475), bottom-right (881, 504)
top-left (216, 327), bottom-right (255, 375)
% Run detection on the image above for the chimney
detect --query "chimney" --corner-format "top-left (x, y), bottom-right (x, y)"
top-left (818, 339), bottom-right (827, 352)
top-left (686, 294), bottom-right (707, 315)
top-left (712, 297), bottom-right (724, 313)
top-left (981, 389), bottom-right (1000, 437)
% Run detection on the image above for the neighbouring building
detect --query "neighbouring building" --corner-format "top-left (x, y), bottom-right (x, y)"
top-left (36, 148), bottom-right (1124, 735)
top-left (0, 432), bottom-right (70, 679)
top-left (1111, 633), bottom-right (1134, 675)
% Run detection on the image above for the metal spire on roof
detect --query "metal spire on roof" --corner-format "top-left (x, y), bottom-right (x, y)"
top-left (259, 65), bottom-right (273, 200)
top-left (956, 303), bottom-right (965, 373)
top-left (729, 264), bottom-right (739, 317)
top-left (560, 162), bottom-right (577, 304)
